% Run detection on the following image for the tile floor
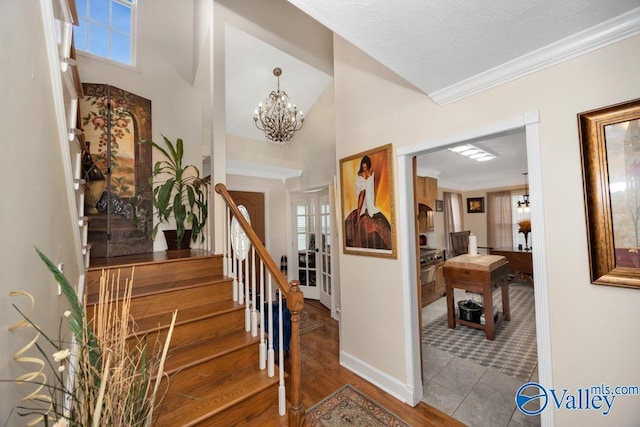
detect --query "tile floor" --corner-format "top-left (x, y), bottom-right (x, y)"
top-left (421, 290), bottom-right (541, 427)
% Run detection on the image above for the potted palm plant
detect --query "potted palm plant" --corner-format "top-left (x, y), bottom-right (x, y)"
top-left (143, 135), bottom-right (209, 251)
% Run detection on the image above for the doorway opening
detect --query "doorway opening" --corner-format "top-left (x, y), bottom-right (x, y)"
top-left (396, 112), bottom-right (551, 425)
top-left (414, 130), bottom-right (539, 421)
top-left (290, 185), bottom-right (339, 316)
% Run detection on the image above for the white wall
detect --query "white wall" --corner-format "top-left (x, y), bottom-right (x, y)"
top-left (286, 81), bottom-right (336, 190)
top-left (1, 0), bottom-right (81, 421)
top-left (463, 189), bottom-right (489, 249)
top-left (334, 33), bottom-right (640, 425)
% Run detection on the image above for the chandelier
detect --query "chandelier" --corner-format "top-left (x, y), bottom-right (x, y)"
top-left (516, 172), bottom-right (530, 213)
top-left (253, 67), bottom-right (304, 144)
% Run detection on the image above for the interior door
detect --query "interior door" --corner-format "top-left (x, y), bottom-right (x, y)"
top-left (293, 192), bottom-right (320, 300)
top-left (318, 191), bottom-right (332, 308)
top-left (228, 191), bottom-right (265, 293)
top-left (292, 187), bottom-right (335, 308)
top-left (227, 191), bottom-right (266, 245)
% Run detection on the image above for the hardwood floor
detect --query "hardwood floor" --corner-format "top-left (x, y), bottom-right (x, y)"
top-left (251, 299), bottom-right (465, 426)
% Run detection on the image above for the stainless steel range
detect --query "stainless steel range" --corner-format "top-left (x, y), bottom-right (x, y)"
top-left (420, 248), bottom-right (445, 284)
top-left (420, 248), bottom-right (444, 266)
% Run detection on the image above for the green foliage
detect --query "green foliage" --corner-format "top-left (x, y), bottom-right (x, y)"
top-left (35, 247), bottom-right (101, 370)
top-left (142, 135), bottom-right (209, 245)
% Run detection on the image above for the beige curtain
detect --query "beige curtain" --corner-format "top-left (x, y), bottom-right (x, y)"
top-left (443, 191), bottom-right (464, 252)
top-left (487, 191), bottom-right (513, 249)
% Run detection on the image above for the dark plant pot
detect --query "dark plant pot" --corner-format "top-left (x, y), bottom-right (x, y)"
top-left (163, 229), bottom-right (192, 253)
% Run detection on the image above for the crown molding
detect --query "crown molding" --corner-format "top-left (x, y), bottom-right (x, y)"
top-left (429, 7), bottom-right (640, 105)
top-left (226, 159), bottom-right (302, 182)
top-left (415, 167), bottom-right (440, 178)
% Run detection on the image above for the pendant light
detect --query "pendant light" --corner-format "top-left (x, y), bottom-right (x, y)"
top-left (516, 172), bottom-right (530, 213)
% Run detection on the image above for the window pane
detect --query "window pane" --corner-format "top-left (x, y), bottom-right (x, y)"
top-left (112, 1), bottom-right (131, 33)
top-left (89, 0), bottom-right (109, 23)
top-left (77, 0), bottom-right (135, 65)
top-left (75, 22), bottom-right (88, 51)
top-left (77, 0), bottom-right (88, 17)
top-left (88, 23), bottom-right (109, 57)
top-left (111, 31), bottom-right (130, 64)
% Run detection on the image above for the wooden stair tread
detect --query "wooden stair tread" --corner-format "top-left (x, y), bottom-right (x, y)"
top-left (88, 249), bottom-right (219, 270)
top-left (86, 252), bottom-right (287, 425)
top-left (85, 275), bottom-right (231, 304)
top-left (133, 299), bottom-right (243, 334)
top-left (155, 364), bottom-right (280, 426)
top-left (160, 329), bottom-right (259, 376)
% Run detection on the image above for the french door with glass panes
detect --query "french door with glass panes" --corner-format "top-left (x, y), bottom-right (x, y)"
top-left (293, 188), bottom-right (333, 309)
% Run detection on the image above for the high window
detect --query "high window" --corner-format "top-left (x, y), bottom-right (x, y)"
top-left (75, 0), bottom-right (136, 66)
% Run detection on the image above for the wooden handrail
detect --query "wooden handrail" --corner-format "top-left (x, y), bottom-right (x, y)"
top-left (214, 183), bottom-right (305, 426)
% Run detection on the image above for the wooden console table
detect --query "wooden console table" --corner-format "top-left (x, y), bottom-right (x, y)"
top-left (490, 247), bottom-right (533, 285)
top-left (443, 254), bottom-right (510, 340)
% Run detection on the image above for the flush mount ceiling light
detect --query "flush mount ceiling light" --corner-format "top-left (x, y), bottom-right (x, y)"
top-left (253, 67), bottom-right (304, 144)
top-left (448, 144), bottom-right (495, 162)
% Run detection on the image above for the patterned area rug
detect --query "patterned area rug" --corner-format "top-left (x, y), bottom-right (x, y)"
top-left (422, 284), bottom-right (537, 380)
top-left (300, 307), bottom-right (324, 335)
top-left (306, 384), bottom-right (409, 427)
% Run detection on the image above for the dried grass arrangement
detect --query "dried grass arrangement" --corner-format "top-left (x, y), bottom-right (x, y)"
top-left (5, 248), bottom-right (175, 426)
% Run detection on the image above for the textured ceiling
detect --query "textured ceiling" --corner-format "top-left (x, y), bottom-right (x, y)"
top-left (286, 0), bottom-right (640, 98)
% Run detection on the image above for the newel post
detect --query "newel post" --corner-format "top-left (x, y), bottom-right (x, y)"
top-left (286, 280), bottom-right (305, 426)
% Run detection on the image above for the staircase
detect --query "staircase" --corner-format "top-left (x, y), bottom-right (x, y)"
top-left (85, 250), bottom-right (285, 426)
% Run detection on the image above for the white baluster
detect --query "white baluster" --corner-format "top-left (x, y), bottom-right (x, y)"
top-left (278, 290), bottom-right (286, 415)
top-left (267, 274), bottom-right (274, 377)
top-left (224, 206), bottom-right (230, 276)
top-left (74, 152), bottom-right (81, 183)
top-left (78, 191), bottom-right (85, 218)
top-left (232, 256), bottom-right (238, 302)
top-left (259, 260), bottom-right (266, 370)
top-left (251, 248), bottom-right (258, 337)
top-left (205, 189), bottom-right (211, 252)
top-left (238, 258), bottom-right (244, 304)
top-left (82, 222), bottom-right (88, 247)
top-left (225, 206), bottom-right (232, 280)
top-left (244, 257), bottom-right (251, 332)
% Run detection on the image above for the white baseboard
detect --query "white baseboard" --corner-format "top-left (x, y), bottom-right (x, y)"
top-left (340, 350), bottom-right (417, 406)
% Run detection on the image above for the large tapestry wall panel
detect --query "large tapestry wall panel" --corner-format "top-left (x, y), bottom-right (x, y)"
top-left (80, 83), bottom-right (153, 257)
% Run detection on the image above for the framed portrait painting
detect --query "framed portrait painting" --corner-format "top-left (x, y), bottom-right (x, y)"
top-left (340, 144), bottom-right (397, 258)
top-left (579, 98), bottom-right (640, 289)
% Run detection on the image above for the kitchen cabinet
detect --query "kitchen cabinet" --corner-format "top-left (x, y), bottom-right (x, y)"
top-left (416, 176), bottom-right (437, 232)
top-left (418, 204), bottom-right (433, 232)
top-left (421, 260), bottom-right (445, 306)
top-left (416, 176), bottom-right (438, 209)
